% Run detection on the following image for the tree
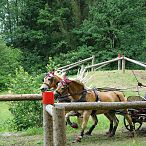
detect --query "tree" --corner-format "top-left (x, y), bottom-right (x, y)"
top-left (0, 37), bottom-right (21, 90)
top-left (73, 0), bottom-right (145, 62)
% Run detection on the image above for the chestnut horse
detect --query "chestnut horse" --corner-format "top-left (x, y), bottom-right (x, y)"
top-left (40, 71), bottom-right (80, 128)
top-left (54, 77), bottom-right (134, 142)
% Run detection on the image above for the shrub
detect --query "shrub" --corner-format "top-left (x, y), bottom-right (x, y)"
top-left (0, 38), bottom-right (21, 90)
top-left (8, 67), bottom-right (43, 131)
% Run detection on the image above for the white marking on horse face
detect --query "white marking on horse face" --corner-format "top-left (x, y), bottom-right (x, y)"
top-left (40, 84), bottom-right (48, 90)
top-left (56, 82), bottom-right (64, 93)
top-left (43, 76), bottom-right (52, 85)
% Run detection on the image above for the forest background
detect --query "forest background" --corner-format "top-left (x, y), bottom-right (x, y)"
top-left (0, 0), bottom-right (146, 131)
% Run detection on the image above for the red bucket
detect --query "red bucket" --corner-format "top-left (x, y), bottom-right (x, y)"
top-left (42, 91), bottom-right (54, 104)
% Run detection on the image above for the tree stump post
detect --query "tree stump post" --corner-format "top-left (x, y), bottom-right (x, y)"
top-left (52, 106), bottom-right (66, 146)
top-left (43, 105), bottom-right (53, 146)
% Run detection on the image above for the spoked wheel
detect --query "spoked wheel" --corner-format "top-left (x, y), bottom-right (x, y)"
top-left (124, 117), bottom-right (142, 131)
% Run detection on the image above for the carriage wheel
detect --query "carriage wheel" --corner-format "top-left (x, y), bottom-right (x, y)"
top-left (123, 117), bottom-right (142, 131)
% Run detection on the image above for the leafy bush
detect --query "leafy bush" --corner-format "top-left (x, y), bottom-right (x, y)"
top-left (0, 38), bottom-right (21, 90)
top-left (8, 67), bottom-right (43, 131)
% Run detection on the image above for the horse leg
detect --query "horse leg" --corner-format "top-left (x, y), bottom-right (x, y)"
top-left (104, 113), bottom-right (113, 135)
top-left (124, 109), bottom-right (135, 137)
top-left (74, 110), bottom-right (91, 142)
top-left (65, 111), bottom-right (80, 128)
top-left (107, 112), bottom-right (119, 137)
top-left (85, 111), bottom-right (98, 135)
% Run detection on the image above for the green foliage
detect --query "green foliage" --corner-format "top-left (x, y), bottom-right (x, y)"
top-left (8, 67), bottom-right (42, 131)
top-left (73, 0), bottom-right (145, 62)
top-left (20, 51), bottom-right (46, 74)
top-left (54, 45), bottom-right (93, 66)
top-left (0, 38), bottom-right (21, 90)
top-left (46, 57), bottom-right (60, 72)
top-left (0, 0), bottom-right (146, 75)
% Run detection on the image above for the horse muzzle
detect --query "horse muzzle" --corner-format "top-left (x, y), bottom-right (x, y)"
top-left (40, 84), bottom-right (49, 92)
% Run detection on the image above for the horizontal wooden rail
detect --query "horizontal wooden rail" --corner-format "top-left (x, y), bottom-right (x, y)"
top-left (85, 57), bottom-right (121, 69)
top-left (124, 57), bottom-right (146, 68)
top-left (58, 56), bottom-right (94, 71)
top-left (0, 94), bottom-right (42, 101)
top-left (54, 101), bottom-right (146, 111)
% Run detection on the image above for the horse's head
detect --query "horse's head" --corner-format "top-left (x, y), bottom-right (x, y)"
top-left (54, 77), bottom-right (72, 97)
top-left (40, 71), bottom-right (62, 92)
top-left (54, 75), bottom-right (85, 101)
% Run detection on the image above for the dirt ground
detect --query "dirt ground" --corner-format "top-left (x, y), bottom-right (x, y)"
top-left (1, 128), bottom-right (146, 146)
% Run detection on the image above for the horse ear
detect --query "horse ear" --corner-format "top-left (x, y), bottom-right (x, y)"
top-left (63, 74), bottom-right (72, 84)
top-left (63, 72), bottom-right (67, 80)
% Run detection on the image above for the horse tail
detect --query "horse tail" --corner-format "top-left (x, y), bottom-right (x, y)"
top-left (113, 91), bottom-right (127, 102)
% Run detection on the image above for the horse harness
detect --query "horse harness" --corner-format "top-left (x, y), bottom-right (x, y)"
top-left (57, 88), bottom-right (100, 103)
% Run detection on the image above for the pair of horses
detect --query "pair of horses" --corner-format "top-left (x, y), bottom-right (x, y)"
top-left (40, 71), bottom-right (134, 142)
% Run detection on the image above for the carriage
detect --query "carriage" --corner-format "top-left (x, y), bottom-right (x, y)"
top-left (123, 96), bottom-right (146, 131)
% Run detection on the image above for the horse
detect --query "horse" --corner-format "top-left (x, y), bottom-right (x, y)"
top-left (54, 76), bottom-right (135, 142)
top-left (40, 71), bottom-right (80, 128)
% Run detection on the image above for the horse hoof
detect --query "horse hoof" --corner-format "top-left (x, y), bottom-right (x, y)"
top-left (71, 122), bottom-right (78, 129)
top-left (107, 133), bottom-right (114, 137)
top-left (85, 131), bottom-right (92, 136)
top-left (106, 131), bottom-right (110, 135)
top-left (72, 136), bottom-right (82, 143)
top-left (129, 131), bottom-right (135, 138)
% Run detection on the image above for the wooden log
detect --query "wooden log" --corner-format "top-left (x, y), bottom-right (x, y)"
top-left (52, 106), bottom-right (66, 146)
top-left (95, 63), bottom-right (109, 70)
top-left (124, 57), bottom-right (146, 68)
top-left (43, 105), bottom-right (53, 146)
top-left (118, 59), bottom-right (121, 70)
top-left (45, 105), bottom-right (53, 116)
top-left (92, 55), bottom-right (95, 71)
top-left (85, 57), bottom-right (122, 69)
top-left (122, 57), bottom-right (125, 73)
top-left (58, 56), bottom-right (93, 70)
top-left (0, 94), bottom-right (42, 101)
top-left (54, 101), bottom-right (146, 111)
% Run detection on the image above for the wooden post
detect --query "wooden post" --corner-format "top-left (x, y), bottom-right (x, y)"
top-left (52, 106), bottom-right (66, 146)
top-left (43, 105), bottom-right (53, 146)
top-left (118, 54), bottom-right (121, 70)
top-left (118, 59), bottom-right (121, 70)
top-left (122, 57), bottom-right (125, 73)
top-left (92, 55), bottom-right (95, 71)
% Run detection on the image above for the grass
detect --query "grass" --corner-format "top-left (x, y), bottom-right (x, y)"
top-left (0, 70), bottom-right (146, 145)
top-left (0, 102), bottom-right (13, 132)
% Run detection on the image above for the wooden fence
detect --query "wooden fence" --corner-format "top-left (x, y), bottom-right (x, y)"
top-left (84, 55), bottom-right (146, 73)
top-left (1, 94), bottom-right (146, 146)
top-left (57, 55), bottom-right (95, 72)
top-left (57, 55), bottom-right (146, 73)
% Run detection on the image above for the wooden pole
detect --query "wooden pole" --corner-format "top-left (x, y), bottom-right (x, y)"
top-left (118, 59), bottom-right (121, 70)
top-left (92, 55), bottom-right (95, 71)
top-left (122, 57), bottom-right (125, 73)
top-left (85, 57), bottom-right (121, 70)
top-left (43, 105), bottom-right (53, 146)
top-left (118, 54), bottom-right (121, 70)
top-left (58, 56), bottom-right (93, 71)
top-left (52, 106), bottom-right (66, 146)
top-left (54, 101), bottom-right (146, 111)
top-left (124, 57), bottom-right (146, 68)
top-left (0, 94), bottom-right (42, 101)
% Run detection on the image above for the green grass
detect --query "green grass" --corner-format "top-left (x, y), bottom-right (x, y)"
top-left (0, 102), bottom-right (13, 132)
